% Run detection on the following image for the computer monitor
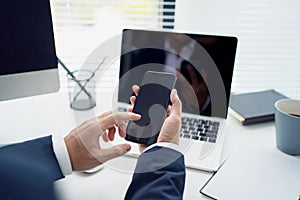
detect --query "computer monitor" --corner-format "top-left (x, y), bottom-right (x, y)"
top-left (0, 0), bottom-right (60, 101)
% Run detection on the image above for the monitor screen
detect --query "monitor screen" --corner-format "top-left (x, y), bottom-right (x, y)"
top-left (0, 0), bottom-right (59, 101)
top-left (0, 0), bottom-right (57, 76)
top-left (118, 29), bottom-right (238, 118)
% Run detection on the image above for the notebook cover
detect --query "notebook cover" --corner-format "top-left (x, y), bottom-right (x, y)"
top-left (229, 90), bottom-right (288, 125)
top-left (200, 147), bottom-right (300, 200)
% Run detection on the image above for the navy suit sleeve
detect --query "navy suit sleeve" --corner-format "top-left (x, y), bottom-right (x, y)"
top-left (0, 135), bottom-right (63, 200)
top-left (0, 135), bottom-right (64, 181)
top-left (125, 146), bottom-right (186, 200)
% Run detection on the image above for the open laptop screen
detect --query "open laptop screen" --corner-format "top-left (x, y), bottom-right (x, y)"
top-left (118, 29), bottom-right (237, 118)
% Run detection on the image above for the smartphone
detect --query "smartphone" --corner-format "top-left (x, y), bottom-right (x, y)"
top-left (125, 71), bottom-right (177, 146)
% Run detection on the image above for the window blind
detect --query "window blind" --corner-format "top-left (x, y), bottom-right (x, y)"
top-left (175, 0), bottom-right (300, 99)
top-left (50, 0), bottom-right (175, 30)
top-left (50, 0), bottom-right (176, 92)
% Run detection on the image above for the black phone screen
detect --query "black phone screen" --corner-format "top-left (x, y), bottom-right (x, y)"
top-left (126, 84), bottom-right (170, 146)
top-left (125, 72), bottom-right (176, 146)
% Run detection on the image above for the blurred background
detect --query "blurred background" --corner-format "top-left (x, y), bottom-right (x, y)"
top-left (50, 0), bottom-right (300, 99)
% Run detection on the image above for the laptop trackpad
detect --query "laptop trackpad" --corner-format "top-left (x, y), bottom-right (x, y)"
top-left (199, 143), bottom-right (215, 160)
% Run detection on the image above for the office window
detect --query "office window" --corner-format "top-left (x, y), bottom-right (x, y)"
top-left (50, 0), bottom-right (176, 91)
top-left (51, 0), bottom-right (175, 30)
top-left (175, 0), bottom-right (300, 99)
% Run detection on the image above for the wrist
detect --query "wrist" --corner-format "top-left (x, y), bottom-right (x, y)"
top-left (64, 131), bottom-right (103, 171)
top-left (157, 133), bottom-right (180, 145)
top-left (64, 134), bottom-right (79, 171)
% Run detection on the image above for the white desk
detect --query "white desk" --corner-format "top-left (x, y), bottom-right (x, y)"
top-left (0, 91), bottom-right (277, 200)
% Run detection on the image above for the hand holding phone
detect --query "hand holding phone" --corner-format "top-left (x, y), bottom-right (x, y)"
top-left (128, 86), bottom-right (182, 153)
top-left (125, 71), bottom-right (177, 146)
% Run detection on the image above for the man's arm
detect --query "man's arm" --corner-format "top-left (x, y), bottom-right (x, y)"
top-left (0, 135), bottom-right (64, 181)
top-left (125, 88), bottom-right (185, 200)
top-left (125, 146), bottom-right (185, 200)
top-left (0, 135), bottom-right (63, 200)
top-left (0, 111), bottom-right (141, 200)
top-left (0, 111), bottom-right (142, 178)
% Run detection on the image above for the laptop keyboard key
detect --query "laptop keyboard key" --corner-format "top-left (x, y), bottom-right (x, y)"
top-left (191, 131), bottom-right (198, 135)
top-left (208, 138), bottom-right (216, 143)
top-left (199, 132), bottom-right (206, 136)
top-left (183, 135), bottom-right (191, 139)
top-left (189, 126), bottom-right (195, 131)
top-left (117, 107), bottom-right (127, 112)
top-left (207, 130), bottom-right (218, 135)
top-left (197, 128), bottom-right (204, 132)
top-left (192, 136), bottom-right (199, 140)
top-left (207, 134), bottom-right (217, 139)
top-left (213, 121), bottom-right (220, 126)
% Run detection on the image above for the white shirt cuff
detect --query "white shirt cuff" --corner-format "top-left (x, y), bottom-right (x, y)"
top-left (52, 135), bottom-right (72, 176)
top-left (144, 142), bottom-right (182, 154)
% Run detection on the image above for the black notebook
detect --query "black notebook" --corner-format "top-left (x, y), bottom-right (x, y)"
top-left (229, 90), bottom-right (288, 125)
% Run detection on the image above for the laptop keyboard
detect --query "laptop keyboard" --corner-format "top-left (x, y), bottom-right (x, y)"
top-left (180, 117), bottom-right (219, 143)
top-left (117, 107), bottom-right (219, 143)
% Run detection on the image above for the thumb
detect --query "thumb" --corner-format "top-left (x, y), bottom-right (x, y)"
top-left (170, 89), bottom-right (182, 117)
top-left (96, 144), bottom-right (131, 163)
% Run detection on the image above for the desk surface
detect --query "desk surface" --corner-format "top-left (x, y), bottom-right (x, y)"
top-left (0, 91), bottom-right (277, 200)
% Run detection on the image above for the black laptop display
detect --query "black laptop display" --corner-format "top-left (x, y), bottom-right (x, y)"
top-left (118, 29), bottom-right (238, 118)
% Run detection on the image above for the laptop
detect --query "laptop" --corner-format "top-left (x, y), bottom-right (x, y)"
top-left (116, 29), bottom-right (238, 172)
